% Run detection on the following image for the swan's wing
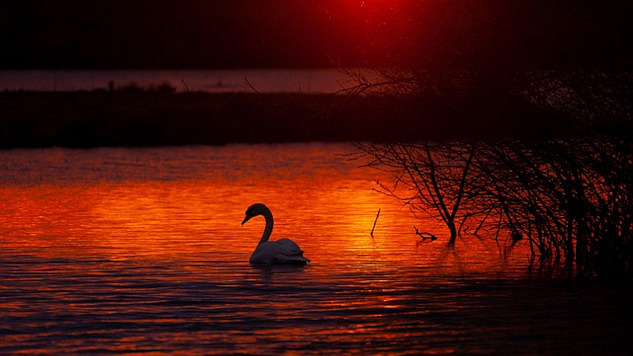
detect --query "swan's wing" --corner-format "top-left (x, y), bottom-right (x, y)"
top-left (273, 253), bottom-right (310, 264)
top-left (272, 239), bottom-right (309, 263)
top-left (275, 238), bottom-right (304, 255)
top-left (250, 239), bottom-right (309, 264)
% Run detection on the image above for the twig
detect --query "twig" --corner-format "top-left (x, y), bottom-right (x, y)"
top-left (414, 226), bottom-right (438, 241)
top-left (244, 76), bottom-right (261, 94)
top-left (180, 79), bottom-right (190, 93)
top-left (370, 208), bottom-right (381, 237)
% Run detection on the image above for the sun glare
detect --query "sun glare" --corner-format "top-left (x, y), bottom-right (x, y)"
top-left (342, 0), bottom-right (407, 16)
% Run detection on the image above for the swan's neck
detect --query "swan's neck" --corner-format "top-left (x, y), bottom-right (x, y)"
top-left (258, 208), bottom-right (274, 245)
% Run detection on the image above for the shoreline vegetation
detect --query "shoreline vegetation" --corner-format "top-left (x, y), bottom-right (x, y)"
top-left (0, 90), bottom-right (563, 149)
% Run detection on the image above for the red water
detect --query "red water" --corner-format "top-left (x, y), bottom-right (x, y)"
top-left (1, 144), bottom-right (630, 355)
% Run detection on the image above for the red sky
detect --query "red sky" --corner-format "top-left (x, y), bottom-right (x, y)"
top-left (3, 0), bottom-right (631, 71)
top-left (1, 0), bottom-right (385, 69)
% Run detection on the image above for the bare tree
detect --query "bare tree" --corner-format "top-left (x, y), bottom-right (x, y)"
top-left (359, 142), bottom-right (480, 245)
top-left (349, 1), bottom-right (633, 283)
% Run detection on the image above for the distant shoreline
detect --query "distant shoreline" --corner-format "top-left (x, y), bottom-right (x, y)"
top-left (0, 68), bottom-right (355, 93)
top-left (0, 91), bottom-right (559, 148)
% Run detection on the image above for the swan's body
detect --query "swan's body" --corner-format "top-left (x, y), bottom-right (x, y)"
top-left (242, 203), bottom-right (309, 265)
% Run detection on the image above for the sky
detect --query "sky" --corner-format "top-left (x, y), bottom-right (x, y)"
top-left (1, 0), bottom-right (374, 69)
top-left (5, 1), bottom-right (631, 72)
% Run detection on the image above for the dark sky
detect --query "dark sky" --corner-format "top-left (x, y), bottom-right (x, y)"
top-left (1, 0), bottom-right (367, 69)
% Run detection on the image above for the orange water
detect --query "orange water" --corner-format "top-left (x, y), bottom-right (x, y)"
top-left (0, 144), bottom-right (528, 270)
top-left (1, 144), bottom-right (629, 355)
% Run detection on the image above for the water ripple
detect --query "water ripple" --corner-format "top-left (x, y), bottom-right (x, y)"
top-left (2, 145), bottom-right (632, 355)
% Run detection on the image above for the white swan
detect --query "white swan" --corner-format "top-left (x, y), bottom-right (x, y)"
top-left (241, 203), bottom-right (309, 265)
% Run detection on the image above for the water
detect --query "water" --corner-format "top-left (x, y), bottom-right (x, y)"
top-left (0, 69), bottom-right (361, 93)
top-left (1, 144), bottom-right (632, 355)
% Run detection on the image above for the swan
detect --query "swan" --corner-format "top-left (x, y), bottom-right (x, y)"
top-left (241, 203), bottom-right (309, 265)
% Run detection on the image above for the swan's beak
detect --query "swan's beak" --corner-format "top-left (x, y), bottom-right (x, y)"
top-left (241, 215), bottom-right (251, 225)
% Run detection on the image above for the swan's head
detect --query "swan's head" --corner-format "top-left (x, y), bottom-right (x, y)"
top-left (241, 203), bottom-right (268, 225)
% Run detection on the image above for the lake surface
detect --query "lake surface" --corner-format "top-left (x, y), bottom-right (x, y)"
top-left (1, 144), bottom-right (632, 355)
top-left (0, 69), bottom-right (362, 93)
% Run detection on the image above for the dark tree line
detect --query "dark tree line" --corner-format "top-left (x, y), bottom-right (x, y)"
top-left (354, 1), bottom-right (633, 283)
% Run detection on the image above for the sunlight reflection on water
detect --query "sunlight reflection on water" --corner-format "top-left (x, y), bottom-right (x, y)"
top-left (1, 144), bottom-right (629, 355)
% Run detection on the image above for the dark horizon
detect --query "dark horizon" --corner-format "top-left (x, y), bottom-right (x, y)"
top-left (1, 0), bottom-right (367, 70)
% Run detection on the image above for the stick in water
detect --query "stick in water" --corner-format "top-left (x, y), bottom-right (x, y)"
top-left (371, 208), bottom-right (381, 237)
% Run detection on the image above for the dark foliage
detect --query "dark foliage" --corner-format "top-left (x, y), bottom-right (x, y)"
top-left (356, 1), bottom-right (633, 283)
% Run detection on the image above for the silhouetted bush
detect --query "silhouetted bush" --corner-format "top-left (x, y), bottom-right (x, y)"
top-left (355, 0), bottom-right (633, 283)
top-left (117, 82), bottom-right (143, 93)
top-left (150, 82), bottom-right (177, 93)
